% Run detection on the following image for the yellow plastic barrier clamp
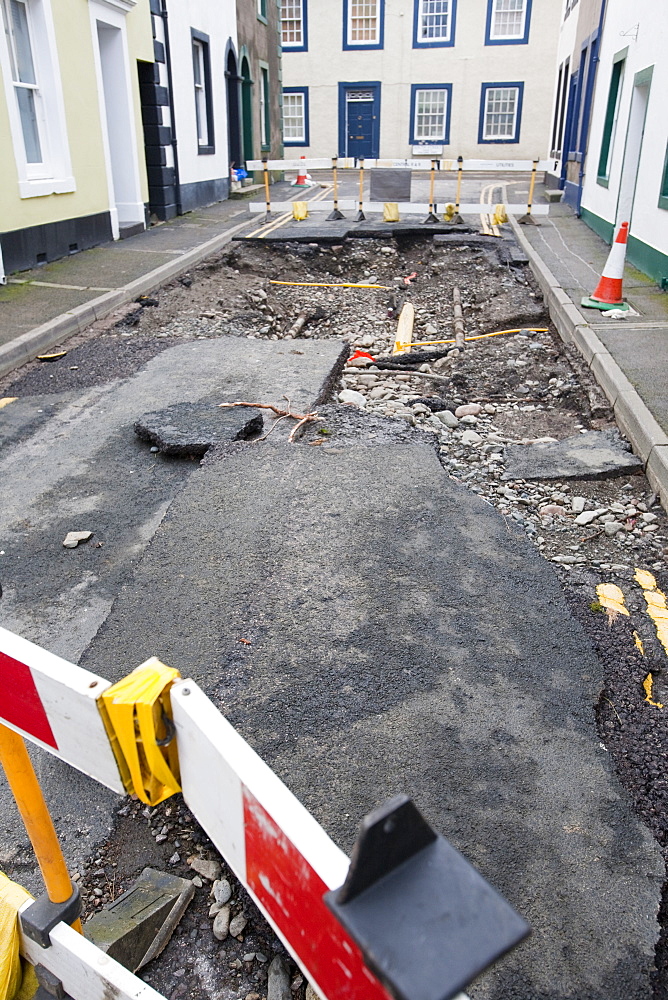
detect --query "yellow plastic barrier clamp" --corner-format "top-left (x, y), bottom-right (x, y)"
top-left (0, 873), bottom-right (38, 1000)
top-left (98, 659), bottom-right (181, 806)
top-left (383, 203), bottom-right (400, 222)
top-left (492, 204), bottom-right (508, 225)
top-left (292, 201), bottom-right (309, 221)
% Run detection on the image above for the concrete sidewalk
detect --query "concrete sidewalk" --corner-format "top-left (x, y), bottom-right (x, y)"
top-left (510, 203), bottom-right (668, 509)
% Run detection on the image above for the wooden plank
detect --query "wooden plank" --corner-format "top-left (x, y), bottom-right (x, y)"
top-left (393, 302), bottom-right (415, 356)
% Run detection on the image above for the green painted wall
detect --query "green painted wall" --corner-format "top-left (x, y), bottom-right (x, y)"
top-left (0, 0), bottom-right (152, 233)
top-left (580, 206), bottom-right (668, 286)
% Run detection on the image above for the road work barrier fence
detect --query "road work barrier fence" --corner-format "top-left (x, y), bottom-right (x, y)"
top-left (0, 626), bottom-right (529, 1000)
top-left (246, 156), bottom-right (551, 224)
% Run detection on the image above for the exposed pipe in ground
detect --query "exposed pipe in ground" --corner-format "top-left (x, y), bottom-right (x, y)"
top-left (453, 287), bottom-right (466, 349)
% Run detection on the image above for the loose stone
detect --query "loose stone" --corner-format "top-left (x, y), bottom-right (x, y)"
top-left (455, 403), bottom-right (483, 417)
top-left (212, 905), bottom-right (231, 941)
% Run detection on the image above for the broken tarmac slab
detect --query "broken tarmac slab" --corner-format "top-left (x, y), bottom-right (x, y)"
top-left (134, 402), bottom-right (263, 458)
top-left (83, 414), bottom-right (663, 1000)
top-left (503, 428), bottom-right (644, 481)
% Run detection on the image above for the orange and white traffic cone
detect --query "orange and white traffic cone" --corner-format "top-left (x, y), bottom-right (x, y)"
top-left (581, 221), bottom-right (630, 311)
top-left (292, 156), bottom-right (309, 187)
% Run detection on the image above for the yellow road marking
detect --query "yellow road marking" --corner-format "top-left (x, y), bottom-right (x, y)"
top-left (633, 568), bottom-right (668, 655)
top-left (643, 674), bottom-right (664, 709)
top-left (596, 583), bottom-right (629, 617)
top-left (246, 185), bottom-right (332, 240)
top-left (0, 397), bottom-right (18, 409)
top-left (633, 631), bottom-right (645, 654)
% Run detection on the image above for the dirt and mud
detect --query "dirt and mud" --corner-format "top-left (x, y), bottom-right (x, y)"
top-left (2, 232), bottom-right (666, 998)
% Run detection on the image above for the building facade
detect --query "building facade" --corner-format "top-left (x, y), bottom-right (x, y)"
top-left (145, 0), bottom-right (238, 218)
top-left (280, 0), bottom-right (562, 161)
top-left (235, 0), bottom-right (283, 176)
top-left (577, 1), bottom-right (667, 286)
top-left (0, 0), bottom-right (153, 277)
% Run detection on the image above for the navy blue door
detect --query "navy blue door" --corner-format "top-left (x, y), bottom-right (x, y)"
top-left (346, 98), bottom-right (374, 158)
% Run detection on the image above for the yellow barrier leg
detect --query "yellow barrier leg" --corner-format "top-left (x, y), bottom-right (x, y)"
top-left (519, 159), bottom-right (539, 225)
top-left (448, 156), bottom-right (464, 225)
top-left (355, 159), bottom-right (365, 221)
top-left (0, 724), bottom-right (83, 935)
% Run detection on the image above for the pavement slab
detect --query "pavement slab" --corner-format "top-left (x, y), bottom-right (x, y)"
top-left (593, 323), bottom-right (668, 438)
top-left (504, 429), bottom-right (643, 481)
top-left (81, 429), bottom-right (663, 1000)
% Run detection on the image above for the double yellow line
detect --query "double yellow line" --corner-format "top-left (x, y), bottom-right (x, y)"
top-left (245, 185), bottom-right (333, 239)
top-left (479, 182), bottom-right (502, 238)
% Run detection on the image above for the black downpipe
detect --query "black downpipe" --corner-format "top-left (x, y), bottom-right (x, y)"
top-left (159, 0), bottom-right (182, 215)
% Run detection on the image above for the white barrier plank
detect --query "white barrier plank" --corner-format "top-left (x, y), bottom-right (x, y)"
top-left (20, 909), bottom-right (166, 1000)
top-left (0, 626), bottom-right (124, 793)
top-left (171, 680), bottom-right (385, 1000)
top-left (248, 158), bottom-right (551, 173)
top-left (248, 202), bottom-right (549, 215)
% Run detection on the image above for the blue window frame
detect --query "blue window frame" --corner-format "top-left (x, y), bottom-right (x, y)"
top-left (409, 84), bottom-right (452, 144)
top-left (412, 0), bottom-right (456, 48)
top-left (485, 0), bottom-right (532, 46)
top-left (283, 87), bottom-right (309, 146)
top-left (281, 0), bottom-right (308, 53)
top-left (478, 82), bottom-right (524, 143)
top-left (342, 0), bottom-right (385, 51)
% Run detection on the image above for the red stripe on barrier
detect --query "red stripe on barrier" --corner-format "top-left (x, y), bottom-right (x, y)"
top-left (0, 651), bottom-right (58, 748)
top-left (243, 787), bottom-right (392, 1000)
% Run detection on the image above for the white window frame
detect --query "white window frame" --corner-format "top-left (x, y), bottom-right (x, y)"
top-left (482, 85), bottom-right (520, 140)
top-left (489, 0), bottom-right (527, 41)
top-left (259, 62), bottom-right (270, 149)
top-left (416, 0), bottom-right (452, 45)
top-left (347, 0), bottom-right (379, 47)
top-left (282, 91), bottom-right (306, 143)
top-left (0, 0), bottom-right (74, 198)
top-left (192, 38), bottom-right (208, 147)
top-left (413, 88), bottom-right (448, 142)
top-left (281, 0), bottom-right (303, 48)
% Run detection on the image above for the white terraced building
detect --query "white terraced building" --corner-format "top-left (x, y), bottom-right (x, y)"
top-left (279, 0), bottom-right (562, 162)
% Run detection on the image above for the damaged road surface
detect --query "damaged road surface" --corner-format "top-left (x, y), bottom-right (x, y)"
top-left (0, 231), bottom-right (665, 1000)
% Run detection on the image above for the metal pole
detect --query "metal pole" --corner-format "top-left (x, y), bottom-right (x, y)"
top-left (263, 158), bottom-right (271, 223)
top-left (328, 156), bottom-right (345, 220)
top-left (449, 156), bottom-right (464, 224)
top-left (354, 159), bottom-right (365, 221)
top-left (519, 159), bottom-right (540, 225)
top-left (0, 724), bottom-right (83, 933)
top-left (423, 159), bottom-right (438, 224)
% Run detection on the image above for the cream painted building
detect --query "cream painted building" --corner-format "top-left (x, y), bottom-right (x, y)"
top-left (280, 0), bottom-right (562, 161)
top-left (0, 0), bottom-right (153, 278)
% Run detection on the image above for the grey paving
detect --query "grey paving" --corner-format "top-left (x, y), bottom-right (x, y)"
top-left (594, 324), bottom-right (668, 437)
top-left (82, 431), bottom-right (663, 1000)
top-left (504, 429), bottom-right (643, 480)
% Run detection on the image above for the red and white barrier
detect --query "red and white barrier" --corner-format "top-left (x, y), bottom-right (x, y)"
top-left (0, 627), bottom-right (124, 793)
top-left (171, 681), bottom-right (396, 1000)
top-left (1, 626), bottom-right (476, 1000)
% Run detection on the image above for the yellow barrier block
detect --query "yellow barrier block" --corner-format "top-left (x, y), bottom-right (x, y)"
top-left (99, 659), bottom-right (181, 806)
top-left (383, 203), bottom-right (400, 222)
top-left (0, 873), bottom-right (38, 1000)
top-left (443, 203), bottom-right (456, 222)
top-left (492, 204), bottom-right (508, 225)
top-left (292, 202), bottom-right (309, 221)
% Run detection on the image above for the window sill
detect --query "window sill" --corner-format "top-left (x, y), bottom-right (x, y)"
top-left (198, 145), bottom-right (215, 156)
top-left (257, 13), bottom-right (268, 23)
top-left (19, 177), bottom-right (76, 199)
top-left (485, 37), bottom-right (529, 45)
top-left (284, 141), bottom-right (307, 147)
top-left (596, 175), bottom-right (609, 189)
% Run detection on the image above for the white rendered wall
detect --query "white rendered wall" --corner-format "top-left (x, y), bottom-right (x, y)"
top-left (282, 0), bottom-right (562, 160)
top-left (580, 0), bottom-right (668, 258)
top-left (167, 0), bottom-right (237, 188)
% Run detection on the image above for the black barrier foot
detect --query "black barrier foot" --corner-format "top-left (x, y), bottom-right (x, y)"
top-left (21, 884), bottom-right (81, 948)
top-left (422, 212), bottom-right (439, 224)
top-left (448, 213), bottom-right (464, 225)
top-left (324, 796), bottom-right (530, 1000)
top-left (327, 209), bottom-right (345, 221)
top-left (518, 214), bottom-right (539, 225)
top-left (354, 211), bottom-right (366, 222)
